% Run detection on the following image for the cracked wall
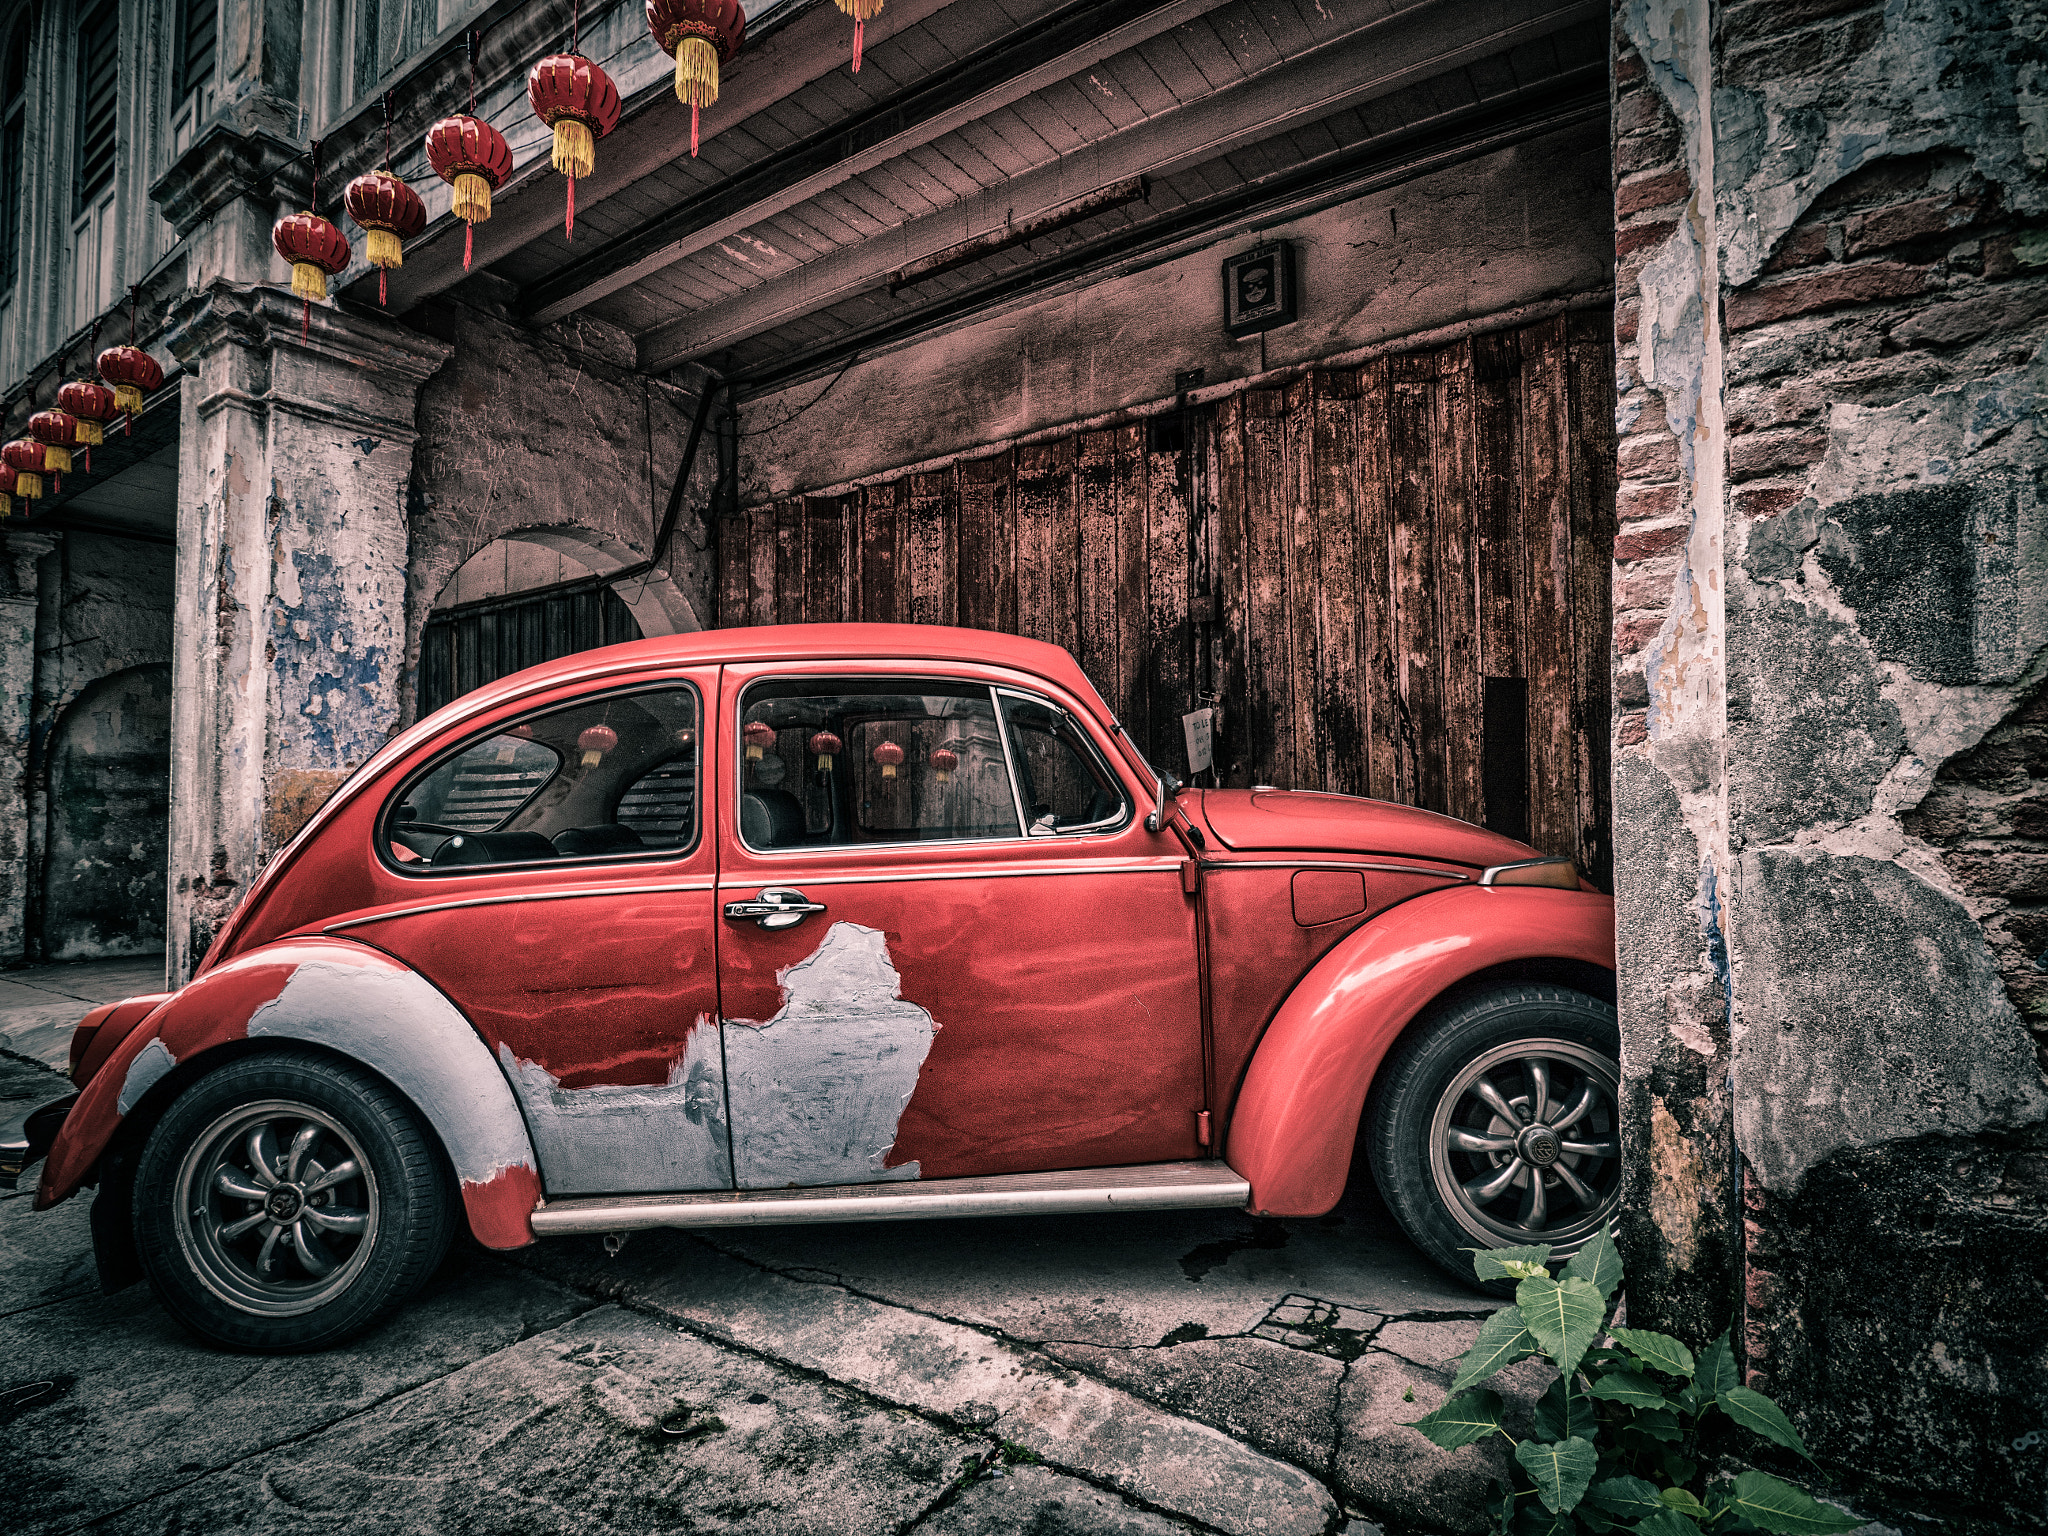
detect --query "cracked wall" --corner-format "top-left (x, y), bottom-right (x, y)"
top-left (1612, 1), bottom-right (2048, 1527)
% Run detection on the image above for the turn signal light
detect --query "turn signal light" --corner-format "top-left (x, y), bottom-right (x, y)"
top-left (1480, 858), bottom-right (1581, 890)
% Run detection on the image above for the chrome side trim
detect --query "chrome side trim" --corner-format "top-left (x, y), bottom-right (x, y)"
top-left (324, 881), bottom-right (717, 932)
top-left (1478, 857), bottom-right (1577, 887)
top-left (715, 861), bottom-right (1178, 890)
top-left (1200, 860), bottom-right (1473, 880)
top-left (529, 1159), bottom-right (1250, 1235)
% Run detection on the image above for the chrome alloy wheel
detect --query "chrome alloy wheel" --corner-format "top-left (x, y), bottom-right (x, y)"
top-left (1426, 1039), bottom-right (1620, 1249)
top-left (172, 1099), bottom-right (380, 1317)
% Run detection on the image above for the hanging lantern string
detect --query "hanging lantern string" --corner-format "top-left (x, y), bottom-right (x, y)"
top-left (571, 0), bottom-right (580, 53)
top-left (468, 28), bottom-right (479, 114)
top-left (383, 91), bottom-right (394, 170)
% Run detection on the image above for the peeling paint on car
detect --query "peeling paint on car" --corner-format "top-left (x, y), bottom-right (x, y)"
top-left (724, 922), bottom-right (939, 1190)
top-left (501, 1025), bottom-right (732, 1195)
top-left (116, 1038), bottom-right (177, 1115)
top-left (245, 959), bottom-right (539, 1197)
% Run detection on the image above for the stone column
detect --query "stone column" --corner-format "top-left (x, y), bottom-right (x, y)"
top-left (161, 283), bottom-right (450, 982)
top-left (0, 529), bottom-right (55, 965)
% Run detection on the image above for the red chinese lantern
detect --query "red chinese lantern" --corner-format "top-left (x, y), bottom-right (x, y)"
top-left (343, 170), bottom-right (427, 305)
top-left (4, 440), bottom-right (50, 500)
top-left (427, 115), bottom-right (513, 271)
top-left (743, 720), bottom-right (777, 761)
top-left (58, 380), bottom-right (117, 471)
top-left (872, 740), bottom-right (905, 779)
top-left (835, 0), bottom-right (883, 72)
top-left (646, 0), bottom-right (746, 157)
top-left (577, 724), bottom-right (618, 766)
top-left (273, 210), bottom-right (352, 340)
top-left (930, 747), bottom-right (958, 784)
top-left (29, 410), bottom-right (81, 475)
top-left (528, 47), bottom-right (621, 238)
top-left (96, 345), bottom-right (162, 433)
top-left (809, 731), bottom-right (842, 771)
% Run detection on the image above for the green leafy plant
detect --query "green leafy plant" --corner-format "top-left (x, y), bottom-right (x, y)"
top-left (1404, 1235), bottom-right (1862, 1535)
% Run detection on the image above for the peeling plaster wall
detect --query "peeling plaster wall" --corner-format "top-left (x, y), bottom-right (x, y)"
top-left (1612, 1), bottom-right (2048, 1526)
top-left (404, 278), bottom-right (721, 721)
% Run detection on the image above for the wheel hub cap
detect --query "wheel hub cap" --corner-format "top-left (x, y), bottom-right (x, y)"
top-left (265, 1185), bottom-right (304, 1222)
top-left (1517, 1125), bottom-right (1562, 1166)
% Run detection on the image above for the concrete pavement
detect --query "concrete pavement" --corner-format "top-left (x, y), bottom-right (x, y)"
top-left (2, 958), bottom-right (1518, 1536)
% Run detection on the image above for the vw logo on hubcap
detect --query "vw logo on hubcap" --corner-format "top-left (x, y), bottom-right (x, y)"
top-left (1518, 1126), bottom-right (1562, 1166)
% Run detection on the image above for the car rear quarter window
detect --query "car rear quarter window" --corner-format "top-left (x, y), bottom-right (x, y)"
top-left (383, 684), bottom-right (700, 872)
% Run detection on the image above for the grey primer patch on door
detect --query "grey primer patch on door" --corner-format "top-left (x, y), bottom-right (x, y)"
top-left (500, 1026), bottom-right (732, 1196)
top-left (725, 921), bottom-right (938, 1190)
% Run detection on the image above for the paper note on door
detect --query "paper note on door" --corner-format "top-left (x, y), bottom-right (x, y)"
top-left (1182, 708), bottom-right (1214, 775)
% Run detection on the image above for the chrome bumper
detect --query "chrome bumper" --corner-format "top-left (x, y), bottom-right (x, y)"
top-left (0, 1095), bottom-right (77, 1191)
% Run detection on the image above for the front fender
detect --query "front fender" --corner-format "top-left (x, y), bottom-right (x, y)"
top-left (1226, 884), bottom-right (1616, 1216)
top-left (36, 937), bottom-right (543, 1248)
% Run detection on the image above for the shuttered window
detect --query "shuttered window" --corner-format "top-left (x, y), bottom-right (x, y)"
top-left (419, 583), bottom-right (642, 717)
top-left (2, 13), bottom-right (28, 294)
top-left (74, 4), bottom-right (118, 217)
top-left (173, 0), bottom-right (215, 106)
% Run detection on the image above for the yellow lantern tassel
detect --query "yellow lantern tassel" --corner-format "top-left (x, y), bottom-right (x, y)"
top-left (1, 493), bottom-right (12, 517)
top-left (41, 444), bottom-right (72, 473)
top-left (880, 762), bottom-right (897, 779)
top-left (552, 119), bottom-right (595, 178)
top-left (113, 385), bottom-right (143, 414)
top-left (366, 228), bottom-right (404, 269)
top-left (75, 420), bottom-right (103, 446)
top-left (290, 261), bottom-right (329, 301)
top-left (452, 172), bottom-right (494, 224)
top-left (674, 35), bottom-right (720, 155)
top-left (15, 472), bottom-right (41, 499)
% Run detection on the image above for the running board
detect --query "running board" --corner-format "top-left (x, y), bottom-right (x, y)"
top-left (528, 1160), bottom-right (1251, 1236)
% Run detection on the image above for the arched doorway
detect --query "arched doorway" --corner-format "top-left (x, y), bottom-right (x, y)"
top-left (418, 529), bottom-right (698, 716)
top-left (41, 664), bottom-right (172, 959)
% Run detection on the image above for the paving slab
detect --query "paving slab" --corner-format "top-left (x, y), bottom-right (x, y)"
top-left (520, 1231), bottom-right (1339, 1536)
top-left (0, 955), bottom-right (167, 1005)
top-left (921, 1462), bottom-right (1197, 1534)
top-left (2, 1230), bottom-right (594, 1536)
top-left (94, 1304), bottom-right (969, 1536)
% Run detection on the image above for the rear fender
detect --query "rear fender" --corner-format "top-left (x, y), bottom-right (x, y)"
top-left (36, 937), bottom-right (543, 1248)
top-left (1225, 884), bottom-right (1616, 1216)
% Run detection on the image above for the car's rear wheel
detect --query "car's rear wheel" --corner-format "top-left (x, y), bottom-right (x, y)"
top-left (133, 1053), bottom-right (452, 1351)
top-left (1366, 984), bottom-right (1621, 1290)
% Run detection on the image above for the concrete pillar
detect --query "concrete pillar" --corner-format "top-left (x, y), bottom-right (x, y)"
top-left (160, 283), bottom-right (450, 982)
top-left (0, 530), bottom-right (55, 965)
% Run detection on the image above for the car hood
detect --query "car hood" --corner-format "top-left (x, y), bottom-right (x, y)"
top-left (1195, 788), bottom-right (1538, 868)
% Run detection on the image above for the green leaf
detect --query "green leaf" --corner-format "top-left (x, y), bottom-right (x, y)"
top-left (1515, 1434), bottom-right (1598, 1514)
top-left (1472, 1243), bottom-right (1555, 1281)
top-left (1696, 1331), bottom-right (1738, 1399)
top-left (1406, 1389), bottom-right (1505, 1450)
top-left (1627, 1406), bottom-right (1684, 1443)
top-left (1661, 1453), bottom-right (1698, 1488)
top-left (1587, 1369), bottom-right (1675, 1409)
top-left (1533, 1377), bottom-right (1598, 1441)
top-left (1453, 1307), bottom-right (1542, 1391)
top-left (1563, 1227), bottom-right (1625, 1299)
top-left (1632, 1512), bottom-right (1705, 1536)
top-left (1659, 1487), bottom-right (1711, 1519)
top-left (1611, 1327), bottom-right (1696, 1380)
top-left (1719, 1385), bottom-right (1815, 1461)
top-left (1488, 1480), bottom-right (1517, 1536)
top-left (1516, 1274), bottom-right (1606, 1374)
top-left (1725, 1470), bottom-right (1863, 1534)
top-left (1585, 1475), bottom-right (1664, 1520)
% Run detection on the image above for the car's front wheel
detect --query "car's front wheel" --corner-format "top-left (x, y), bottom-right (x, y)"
top-left (133, 1053), bottom-right (453, 1351)
top-left (1366, 983), bottom-right (1622, 1289)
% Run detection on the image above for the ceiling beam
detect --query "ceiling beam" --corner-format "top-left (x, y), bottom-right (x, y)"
top-left (637, 0), bottom-right (1603, 371)
top-left (519, 0), bottom-right (1247, 324)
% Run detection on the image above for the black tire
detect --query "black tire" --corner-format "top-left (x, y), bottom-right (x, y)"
top-left (1366, 984), bottom-right (1621, 1293)
top-left (133, 1053), bottom-right (453, 1352)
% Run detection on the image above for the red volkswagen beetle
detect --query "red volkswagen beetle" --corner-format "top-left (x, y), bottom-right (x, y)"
top-left (3, 626), bottom-right (1617, 1351)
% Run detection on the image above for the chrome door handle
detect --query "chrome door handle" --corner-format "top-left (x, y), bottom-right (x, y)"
top-left (722, 887), bottom-right (827, 930)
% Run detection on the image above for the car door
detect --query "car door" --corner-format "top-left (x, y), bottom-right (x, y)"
top-left (346, 670), bottom-right (731, 1196)
top-left (713, 661), bottom-right (1206, 1189)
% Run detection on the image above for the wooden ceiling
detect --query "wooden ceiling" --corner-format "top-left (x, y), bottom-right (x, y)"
top-left (359, 0), bottom-right (1606, 393)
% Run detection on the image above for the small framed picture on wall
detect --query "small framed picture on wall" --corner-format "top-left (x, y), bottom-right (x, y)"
top-left (1223, 241), bottom-right (1297, 338)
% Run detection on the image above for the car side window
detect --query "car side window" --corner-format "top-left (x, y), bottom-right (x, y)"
top-left (738, 679), bottom-right (1021, 850)
top-left (998, 691), bottom-right (1131, 836)
top-left (383, 685), bottom-right (700, 871)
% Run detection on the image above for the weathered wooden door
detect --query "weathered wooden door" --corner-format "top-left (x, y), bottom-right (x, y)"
top-left (716, 312), bottom-right (1616, 885)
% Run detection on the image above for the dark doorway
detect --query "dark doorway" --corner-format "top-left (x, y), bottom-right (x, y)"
top-left (41, 664), bottom-right (171, 959)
